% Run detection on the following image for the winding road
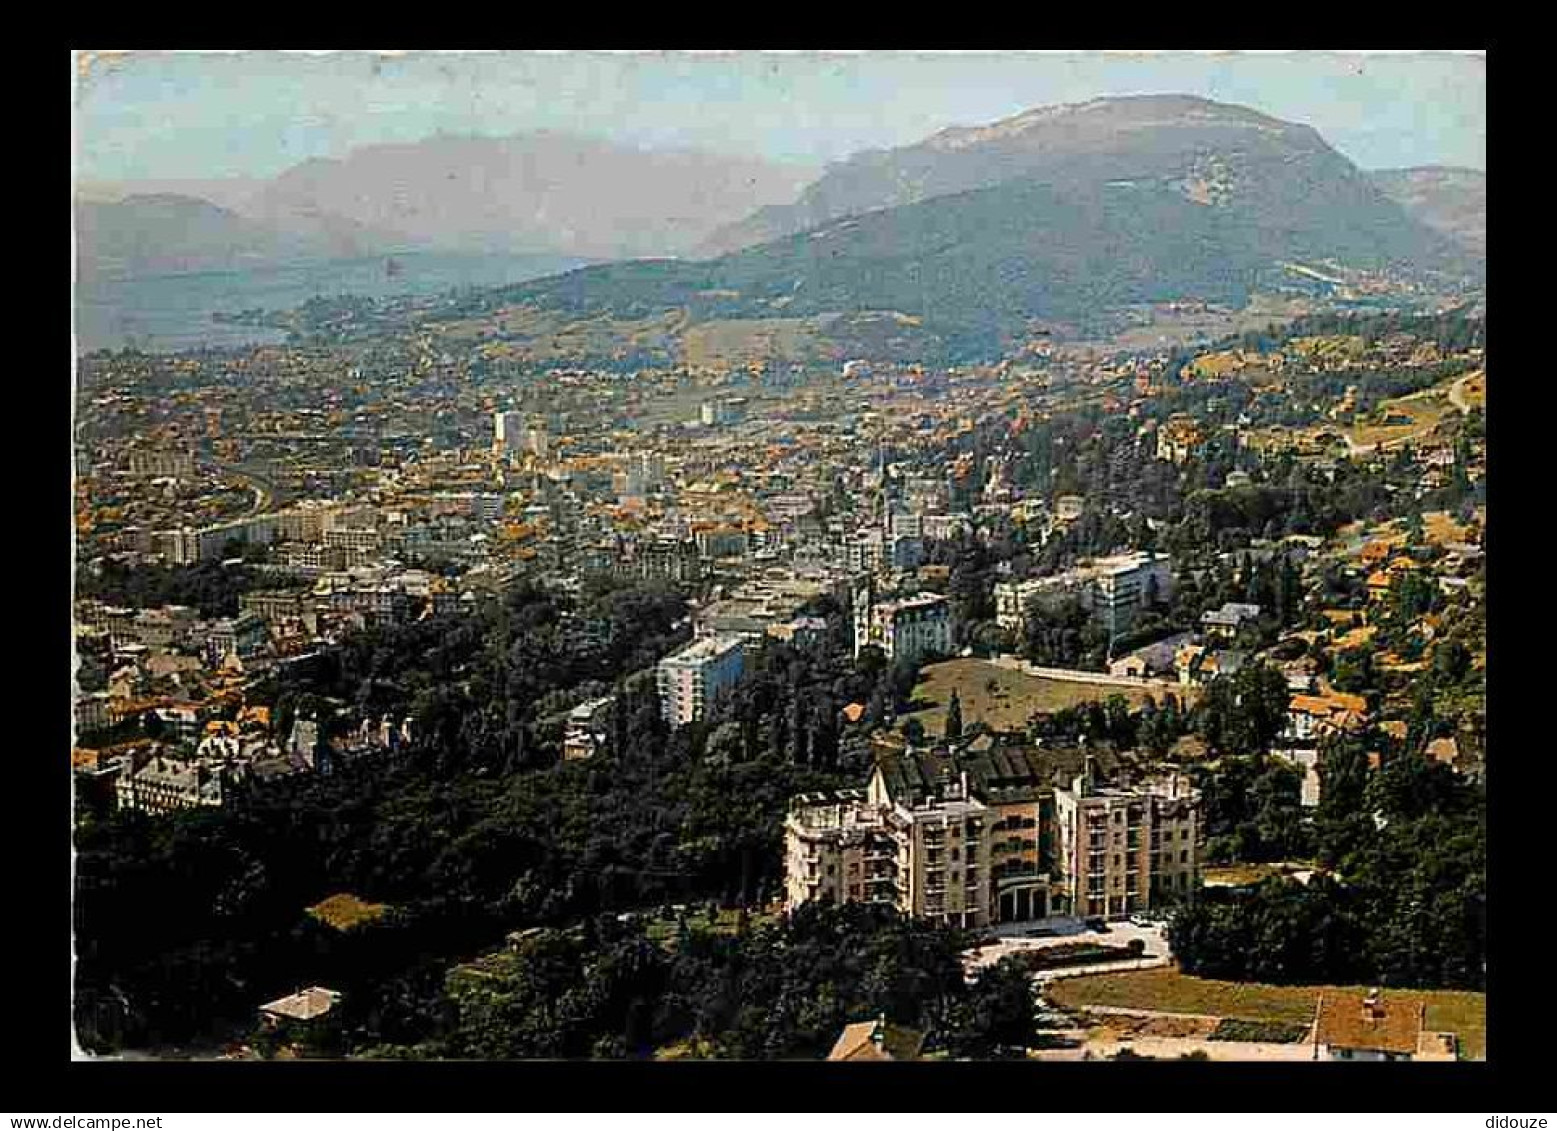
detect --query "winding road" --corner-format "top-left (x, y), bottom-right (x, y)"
top-left (1447, 369), bottom-right (1483, 416)
top-left (212, 461), bottom-right (283, 516)
top-left (1341, 369), bottom-right (1482, 458)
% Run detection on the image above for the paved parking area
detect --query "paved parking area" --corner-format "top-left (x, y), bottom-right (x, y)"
top-left (963, 918), bottom-right (1172, 979)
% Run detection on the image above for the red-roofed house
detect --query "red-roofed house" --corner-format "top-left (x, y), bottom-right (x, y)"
top-left (1312, 989), bottom-right (1457, 1061)
top-left (826, 1016), bottom-right (925, 1061)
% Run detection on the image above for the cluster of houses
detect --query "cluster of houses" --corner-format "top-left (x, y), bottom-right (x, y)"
top-left (73, 564), bottom-right (479, 744)
top-left (75, 707), bottom-right (414, 816)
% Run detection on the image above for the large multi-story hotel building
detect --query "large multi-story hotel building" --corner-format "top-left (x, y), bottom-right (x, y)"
top-left (784, 743), bottom-right (1201, 927)
top-left (1054, 757), bottom-right (1201, 920)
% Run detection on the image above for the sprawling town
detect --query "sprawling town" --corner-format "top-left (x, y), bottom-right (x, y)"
top-left (73, 297), bottom-right (1486, 1061)
top-left (70, 50), bottom-right (1488, 1077)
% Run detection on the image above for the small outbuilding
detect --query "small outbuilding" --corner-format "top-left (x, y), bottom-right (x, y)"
top-left (826, 1015), bottom-right (925, 1062)
top-left (259, 986), bottom-right (341, 1028)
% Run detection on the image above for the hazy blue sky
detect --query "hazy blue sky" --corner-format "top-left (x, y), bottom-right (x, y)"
top-left (74, 50), bottom-right (1486, 184)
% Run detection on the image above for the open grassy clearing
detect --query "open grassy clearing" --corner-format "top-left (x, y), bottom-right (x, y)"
top-left (1248, 371), bottom-right (1472, 458)
top-left (1421, 510), bottom-right (1475, 546)
top-left (907, 658), bottom-right (1186, 734)
top-left (1344, 381), bottom-right (1458, 448)
top-left (679, 317), bottom-right (834, 367)
top-left (305, 892), bottom-right (392, 932)
top-left (1184, 350), bottom-right (1261, 380)
top-left (643, 906), bottom-right (782, 950)
top-left (1287, 334), bottom-right (1368, 362)
top-left (1337, 510), bottom-right (1475, 560)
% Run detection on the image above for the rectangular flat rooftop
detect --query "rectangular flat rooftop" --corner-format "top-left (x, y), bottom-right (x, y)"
top-left (661, 634), bottom-right (746, 664)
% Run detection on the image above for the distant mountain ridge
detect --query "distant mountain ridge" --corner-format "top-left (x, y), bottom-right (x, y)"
top-left (1369, 166), bottom-right (1486, 257)
top-left (475, 95), bottom-right (1476, 360)
top-left (76, 133), bottom-right (819, 280)
top-left (74, 193), bottom-right (409, 281)
top-left (697, 94), bottom-right (1355, 257)
top-left (245, 132), bottom-right (817, 260)
top-left (77, 98), bottom-right (1482, 364)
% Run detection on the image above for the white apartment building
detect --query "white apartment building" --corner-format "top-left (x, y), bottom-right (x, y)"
top-left (846, 529), bottom-right (887, 575)
top-left (562, 696), bottom-right (616, 761)
top-left (922, 513), bottom-right (971, 541)
top-left (631, 451), bottom-right (666, 492)
top-left (494, 411), bottom-right (549, 458)
top-left (324, 526), bottom-right (382, 555)
top-left (153, 528), bottom-right (200, 566)
top-left (656, 634), bottom-right (746, 727)
top-left (853, 590), bottom-right (953, 664)
top-left (274, 501), bottom-right (342, 544)
top-left (159, 515), bottom-right (280, 564)
top-left (127, 448), bottom-right (196, 479)
top-left (699, 398), bottom-right (745, 427)
top-left (115, 755), bottom-right (225, 814)
top-left (886, 511), bottom-right (924, 541)
top-left (784, 789), bottom-right (892, 912)
top-left (125, 604), bottom-right (201, 650)
top-left (493, 410), bottom-right (523, 450)
top-left (996, 552), bottom-right (1173, 639)
top-left (994, 576), bottom-right (1057, 635)
top-left (239, 589), bottom-right (310, 621)
top-left (871, 767), bottom-right (992, 929)
top-left (204, 611), bottom-right (269, 666)
top-left (1091, 552), bottom-right (1173, 638)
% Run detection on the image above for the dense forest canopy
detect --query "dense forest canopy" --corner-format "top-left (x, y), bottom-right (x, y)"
top-left (73, 577), bottom-right (931, 1053)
